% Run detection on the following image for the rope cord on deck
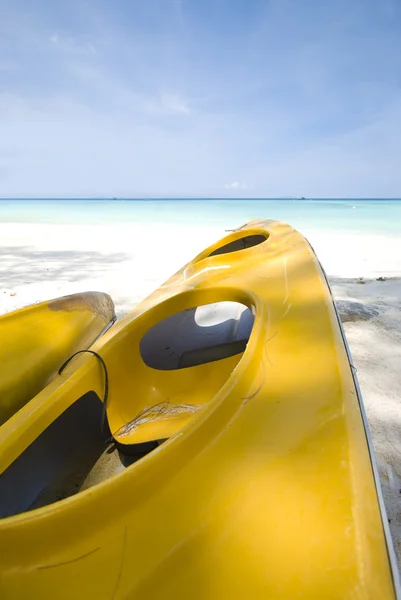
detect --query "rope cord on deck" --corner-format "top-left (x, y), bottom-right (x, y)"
top-left (58, 350), bottom-right (109, 438)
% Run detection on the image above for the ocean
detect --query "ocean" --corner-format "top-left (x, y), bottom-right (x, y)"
top-left (0, 198), bottom-right (400, 236)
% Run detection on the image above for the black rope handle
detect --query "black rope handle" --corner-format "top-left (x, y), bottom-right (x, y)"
top-left (59, 350), bottom-right (109, 437)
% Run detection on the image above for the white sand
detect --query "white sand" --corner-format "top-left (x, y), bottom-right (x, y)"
top-left (1, 221), bottom-right (401, 316)
top-left (332, 278), bottom-right (401, 562)
top-left (1, 221), bottom-right (401, 564)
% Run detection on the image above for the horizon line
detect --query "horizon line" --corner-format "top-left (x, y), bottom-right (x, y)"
top-left (1, 196), bottom-right (401, 201)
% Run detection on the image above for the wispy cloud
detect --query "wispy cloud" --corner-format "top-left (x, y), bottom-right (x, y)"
top-left (224, 181), bottom-right (248, 190)
top-left (49, 32), bottom-right (96, 56)
top-left (159, 93), bottom-right (191, 115)
top-left (66, 61), bottom-right (193, 116)
top-left (172, 0), bottom-right (185, 29)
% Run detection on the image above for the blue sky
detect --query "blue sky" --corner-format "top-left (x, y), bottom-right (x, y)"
top-left (1, 0), bottom-right (401, 197)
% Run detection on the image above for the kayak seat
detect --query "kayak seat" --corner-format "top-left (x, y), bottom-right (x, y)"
top-left (178, 339), bottom-right (247, 368)
top-left (140, 301), bottom-right (254, 370)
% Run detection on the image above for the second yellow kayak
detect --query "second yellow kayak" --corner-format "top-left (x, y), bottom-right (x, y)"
top-left (0, 292), bottom-right (115, 425)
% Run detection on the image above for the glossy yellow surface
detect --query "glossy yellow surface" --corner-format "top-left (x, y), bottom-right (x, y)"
top-left (0, 292), bottom-right (115, 425)
top-left (0, 221), bottom-right (397, 599)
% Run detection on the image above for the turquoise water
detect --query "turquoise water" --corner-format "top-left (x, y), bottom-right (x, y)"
top-left (0, 199), bottom-right (400, 236)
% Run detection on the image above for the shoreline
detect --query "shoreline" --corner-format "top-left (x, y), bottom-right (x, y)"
top-left (1, 219), bottom-right (401, 317)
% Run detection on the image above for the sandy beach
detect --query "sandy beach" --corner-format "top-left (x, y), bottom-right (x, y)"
top-left (1, 220), bottom-right (401, 563)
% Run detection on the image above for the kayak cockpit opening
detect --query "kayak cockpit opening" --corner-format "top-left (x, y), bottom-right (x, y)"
top-left (140, 301), bottom-right (254, 370)
top-left (0, 391), bottom-right (165, 518)
top-left (111, 300), bottom-right (254, 448)
top-left (208, 234), bottom-right (267, 257)
top-left (0, 300), bottom-right (255, 518)
top-left (0, 392), bottom-right (108, 518)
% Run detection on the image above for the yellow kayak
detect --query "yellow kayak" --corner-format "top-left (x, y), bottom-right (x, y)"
top-left (0, 292), bottom-right (115, 425)
top-left (0, 220), bottom-right (398, 599)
